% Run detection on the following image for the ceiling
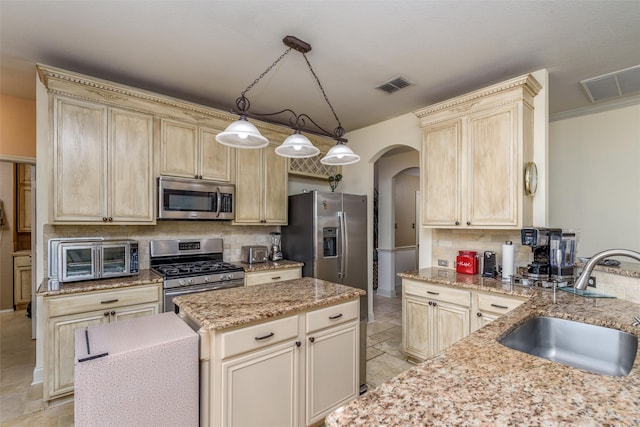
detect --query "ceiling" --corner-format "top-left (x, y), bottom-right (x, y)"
top-left (2, 1), bottom-right (639, 134)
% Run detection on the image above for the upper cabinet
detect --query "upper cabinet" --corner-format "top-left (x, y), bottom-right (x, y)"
top-left (416, 74), bottom-right (541, 229)
top-left (52, 96), bottom-right (155, 224)
top-left (159, 119), bottom-right (232, 182)
top-left (234, 142), bottom-right (288, 225)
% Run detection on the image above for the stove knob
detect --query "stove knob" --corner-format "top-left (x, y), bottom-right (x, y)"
top-left (222, 274), bottom-right (229, 280)
top-left (205, 276), bottom-right (210, 283)
top-left (228, 273), bottom-right (234, 279)
top-left (188, 279), bottom-right (194, 285)
top-left (178, 279), bottom-right (186, 286)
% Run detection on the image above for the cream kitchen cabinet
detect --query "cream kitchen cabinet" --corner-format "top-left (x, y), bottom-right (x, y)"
top-left (402, 279), bottom-right (471, 362)
top-left (159, 119), bottom-right (232, 182)
top-left (52, 96), bottom-right (155, 224)
top-left (43, 284), bottom-right (161, 401)
top-left (194, 298), bottom-right (359, 427)
top-left (234, 142), bottom-right (288, 225)
top-left (472, 291), bottom-right (526, 332)
top-left (417, 74), bottom-right (541, 229)
top-left (245, 267), bottom-right (302, 286)
top-left (13, 251), bottom-right (32, 310)
top-left (305, 300), bottom-right (359, 426)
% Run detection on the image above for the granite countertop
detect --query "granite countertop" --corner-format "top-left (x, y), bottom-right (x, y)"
top-left (37, 269), bottom-right (163, 297)
top-left (239, 259), bottom-right (304, 273)
top-left (327, 267), bottom-right (640, 426)
top-left (173, 277), bottom-right (365, 331)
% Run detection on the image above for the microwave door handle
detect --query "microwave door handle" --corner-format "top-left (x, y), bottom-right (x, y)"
top-left (215, 187), bottom-right (221, 218)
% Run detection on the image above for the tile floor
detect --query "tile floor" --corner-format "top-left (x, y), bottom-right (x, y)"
top-left (0, 293), bottom-right (409, 426)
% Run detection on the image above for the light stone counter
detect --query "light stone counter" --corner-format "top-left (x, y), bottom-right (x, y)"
top-left (173, 277), bottom-right (365, 331)
top-left (36, 269), bottom-right (163, 296)
top-left (326, 268), bottom-right (640, 426)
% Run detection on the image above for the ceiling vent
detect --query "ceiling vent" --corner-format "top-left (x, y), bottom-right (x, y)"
top-left (580, 65), bottom-right (640, 103)
top-left (376, 76), bottom-right (413, 94)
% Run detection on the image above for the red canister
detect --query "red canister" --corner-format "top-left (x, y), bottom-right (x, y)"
top-left (456, 250), bottom-right (478, 274)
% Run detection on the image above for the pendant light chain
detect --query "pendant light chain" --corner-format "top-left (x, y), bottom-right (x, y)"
top-left (241, 47), bottom-right (293, 97)
top-left (302, 52), bottom-right (344, 137)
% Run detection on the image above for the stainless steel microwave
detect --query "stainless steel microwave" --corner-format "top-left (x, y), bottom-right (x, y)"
top-left (157, 177), bottom-right (234, 220)
top-left (48, 238), bottom-right (139, 283)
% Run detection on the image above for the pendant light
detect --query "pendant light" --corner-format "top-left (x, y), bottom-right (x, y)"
top-left (216, 35), bottom-right (359, 165)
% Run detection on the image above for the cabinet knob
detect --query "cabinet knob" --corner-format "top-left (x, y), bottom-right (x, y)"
top-left (466, 221), bottom-right (471, 226)
top-left (199, 175), bottom-right (203, 179)
top-left (433, 302), bottom-right (437, 307)
top-left (104, 311), bottom-right (110, 316)
top-left (455, 221), bottom-right (460, 226)
top-left (295, 341), bottom-right (301, 347)
top-left (309, 337), bottom-right (315, 343)
top-left (428, 301), bottom-right (433, 306)
top-left (477, 312), bottom-right (483, 317)
top-left (109, 217), bottom-right (113, 222)
top-left (110, 310), bottom-right (116, 315)
top-left (102, 217), bottom-right (108, 222)
top-left (194, 174), bottom-right (198, 179)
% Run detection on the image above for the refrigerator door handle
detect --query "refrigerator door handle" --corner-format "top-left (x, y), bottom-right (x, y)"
top-left (339, 211), bottom-right (348, 279)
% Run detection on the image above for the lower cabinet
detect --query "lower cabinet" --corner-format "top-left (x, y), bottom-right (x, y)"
top-left (472, 291), bottom-right (527, 332)
top-left (245, 267), bottom-right (302, 286)
top-left (402, 279), bottom-right (471, 361)
top-left (13, 252), bottom-right (32, 310)
top-left (42, 284), bottom-right (162, 401)
top-left (200, 299), bottom-right (359, 427)
top-left (402, 278), bottom-right (528, 362)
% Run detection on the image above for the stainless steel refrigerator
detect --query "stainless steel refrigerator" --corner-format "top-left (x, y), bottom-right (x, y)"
top-left (281, 191), bottom-right (368, 393)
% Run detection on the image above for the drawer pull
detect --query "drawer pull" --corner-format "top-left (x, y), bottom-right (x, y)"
top-left (101, 299), bottom-right (119, 304)
top-left (491, 303), bottom-right (509, 310)
top-left (254, 332), bottom-right (275, 341)
top-left (427, 291), bottom-right (440, 295)
top-left (329, 313), bottom-right (343, 320)
top-left (271, 276), bottom-right (281, 280)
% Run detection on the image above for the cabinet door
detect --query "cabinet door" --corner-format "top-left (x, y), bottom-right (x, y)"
top-left (111, 302), bottom-right (159, 322)
top-left (402, 296), bottom-right (432, 360)
top-left (17, 164), bottom-right (32, 232)
top-left (160, 119), bottom-right (198, 178)
top-left (221, 341), bottom-right (299, 427)
top-left (432, 300), bottom-right (470, 354)
top-left (199, 127), bottom-right (232, 182)
top-left (46, 310), bottom-right (108, 399)
top-left (234, 147), bottom-right (264, 223)
top-left (108, 108), bottom-right (155, 223)
top-left (466, 105), bottom-right (519, 227)
top-left (53, 97), bottom-right (108, 221)
top-left (421, 120), bottom-right (461, 226)
top-left (13, 256), bottom-right (32, 308)
top-left (306, 322), bottom-right (358, 425)
top-left (263, 144), bottom-right (288, 224)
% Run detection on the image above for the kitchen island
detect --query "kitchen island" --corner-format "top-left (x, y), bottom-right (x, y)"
top-left (326, 268), bottom-right (640, 426)
top-left (174, 277), bottom-right (365, 427)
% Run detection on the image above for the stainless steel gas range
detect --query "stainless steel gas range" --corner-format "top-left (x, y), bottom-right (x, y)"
top-left (150, 238), bottom-right (245, 312)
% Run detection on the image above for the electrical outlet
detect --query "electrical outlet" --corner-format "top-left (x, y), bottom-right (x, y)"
top-left (587, 276), bottom-right (596, 288)
top-left (437, 259), bottom-right (448, 267)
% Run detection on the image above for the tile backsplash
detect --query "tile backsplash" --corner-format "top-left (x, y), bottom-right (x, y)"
top-left (431, 229), bottom-right (533, 270)
top-left (43, 222), bottom-right (277, 269)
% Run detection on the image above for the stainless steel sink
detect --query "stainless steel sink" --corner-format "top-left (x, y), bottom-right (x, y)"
top-left (499, 316), bottom-right (637, 376)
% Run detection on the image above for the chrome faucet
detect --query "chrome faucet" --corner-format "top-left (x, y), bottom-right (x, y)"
top-left (574, 249), bottom-right (640, 290)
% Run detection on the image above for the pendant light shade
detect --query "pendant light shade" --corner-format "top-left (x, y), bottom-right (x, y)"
top-left (321, 142), bottom-right (360, 165)
top-left (274, 131), bottom-right (320, 158)
top-left (216, 116), bottom-right (269, 149)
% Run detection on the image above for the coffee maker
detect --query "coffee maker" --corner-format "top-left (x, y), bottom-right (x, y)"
top-left (521, 227), bottom-right (576, 285)
top-left (520, 227), bottom-right (554, 280)
top-left (270, 232), bottom-right (283, 261)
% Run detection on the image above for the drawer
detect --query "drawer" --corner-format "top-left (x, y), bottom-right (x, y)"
top-left (14, 255), bottom-right (32, 267)
top-left (477, 292), bottom-right (526, 315)
top-left (220, 315), bottom-right (299, 359)
top-left (47, 285), bottom-right (160, 317)
top-left (245, 268), bottom-right (301, 286)
top-left (404, 279), bottom-right (471, 307)
top-left (306, 299), bottom-right (358, 334)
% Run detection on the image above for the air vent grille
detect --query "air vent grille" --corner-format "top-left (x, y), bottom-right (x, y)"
top-left (376, 76), bottom-right (413, 94)
top-left (580, 65), bottom-right (640, 103)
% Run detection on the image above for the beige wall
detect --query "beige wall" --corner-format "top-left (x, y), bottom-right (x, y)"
top-left (549, 103), bottom-right (640, 259)
top-left (0, 95), bottom-right (36, 161)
